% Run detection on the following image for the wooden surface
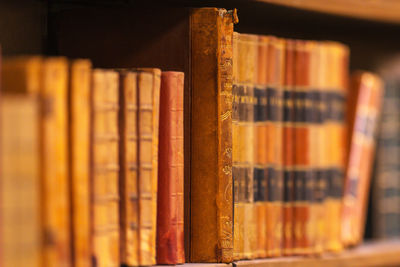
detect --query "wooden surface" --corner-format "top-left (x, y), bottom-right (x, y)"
top-left (233, 239), bottom-right (400, 267)
top-left (255, 0), bottom-right (400, 24)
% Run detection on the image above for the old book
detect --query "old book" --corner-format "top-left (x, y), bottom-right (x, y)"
top-left (69, 59), bottom-right (92, 267)
top-left (0, 95), bottom-right (40, 267)
top-left (283, 39), bottom-right (295, 255)
top-left (91, 69), bottom-right (119, 267)
top-left (157, 71), bottom-right (185, 264)
top-left (372, 64), bottom-right (400, 238)
top-left (293, 40), bottom-right (313, 255)
top-left (53, 7), bottom-right (236, 262)
top-left (266, 36), bottom-right (285, 257)
top-left (118, 70), bottom-right (139, 266)
top-left (342, 72), bottom-right (383, 247)
top-left (135, 68), bottom-right (161, 266)
top-left (325, 43), bottom-right (349, 251)
top-left (3, 56), bottom-right (71, 267)
top-left (235, 32), bottom-right (257, 260)
top-left (254, 35), bottom-right (269, 259)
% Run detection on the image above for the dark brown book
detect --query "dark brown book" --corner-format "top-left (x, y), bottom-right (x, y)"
top-left (157, 71), bottom-right (185, 264)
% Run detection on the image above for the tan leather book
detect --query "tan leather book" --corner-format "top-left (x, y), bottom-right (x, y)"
top-left (342, 72), bottom-right (383, 247)
top-left (134, 68), bottom-right (161, 265)
top-left (3, 56), bottom-right (71, 267)
top-left (118, 70), bottom-right (139, 266)
top-left (69, 59), bottom-right (92, 267)
top-left (325, 43), bottom-right (349, 252)
top-left (190, 8), bottom-right (236, 263)
top-left (0, 95), bottom-right (41, 267)
top-left (235, 32), bottom-right (257, 260)
top-left (91, 69), bottom-right (119, 267)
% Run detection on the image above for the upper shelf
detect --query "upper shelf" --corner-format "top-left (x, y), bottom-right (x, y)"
top-left (255, 0), bottom-right (400, 24)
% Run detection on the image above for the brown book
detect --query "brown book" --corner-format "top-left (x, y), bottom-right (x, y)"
top-left (157, 71), bottom-right (185, 264)
top-left (254, 35), bottom-right (269, 259)
top-left (135, 68), bottom-right (161, 266)
top-left (118, 70), bottom-right (139, 266)
top-left (3, 56), bottom-right (71, 267)
top-left (342, 72), bottom-right (383, 247)
top-left (90, 69), bottom-right (119, 267)
top-left (54, 7), bottom-right (237, 262)
top-left (283, 39), bottom-right (296, 255)
top-left (325, 43), bottom-right (349, 251)
top-left (266, 36), bottom-right (285, 257)
top-left (235, 32), bottom-right (257, 260)
top-left (0, 95), bottom-right (41, 267)
top-left (69, 59), bottom-right (92, 267)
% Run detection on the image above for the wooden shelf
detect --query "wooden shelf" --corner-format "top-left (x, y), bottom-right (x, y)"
top-left (233, 239), bottom-right (400, 267)
top-left (254, 0), bottom-right (400, 24)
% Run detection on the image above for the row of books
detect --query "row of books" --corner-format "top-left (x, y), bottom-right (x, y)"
top-left (0, 57), bottom-right (185, 267)
top-left (0, 7), bottom-right (395, 267)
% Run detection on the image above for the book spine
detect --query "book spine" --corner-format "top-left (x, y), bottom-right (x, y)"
top-left (237, 33), bottom-right (257, 260)
top-left (283, 39), bottom-right (295, 255)
top-left (157, 71), bottom-right (185, 264)
top-left (0, 95), bottom-right (41, 267)
top-left (69, 60), bottom-right (92, 267)
top-left (342, 72), bottom-right (383, 247)
top-left (137, 72), bottom-right (155, 266)
top-left (255, 35), bottom-right (269, 259)
top-left (293, 41), bottom-right (312, 255)
top-left (91, 70), bottom-right (120, 267)
top-left (326, 44), bottom-right (349, 251)
top-left (190, 8), bottom-right (235, 263)
top-left (118, 71), bottom-right (139, 266)
top-left (266, 37), bottom-right (284, 257)
top-left (41, 58), bottom-right (71, 267)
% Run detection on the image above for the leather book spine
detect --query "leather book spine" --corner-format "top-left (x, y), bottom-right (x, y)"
top-left (266, 37), bottom-right (284, 257)
top-left (135, 68), bottom-right (161, 264)
top-left (232, 31), bottom-right (243, 261)
top-left (137, 71), bottom-right (156, 266)
top-left (69, 59), bottom-right (92, 267)
top-left (118, 71), bottom-right (139, 266)
top-left (91, 70), bottom-right (120, 267)
top-left (157, 71), bottom-right (185, 264)
top-left (283, 39), bottom-right (295, 256)
top-left (255, 35), bottom-right (269, 259)
top-left (293, 41), bottom-right (312, 255)
top-left (326, 43), bottom-right (349, 251)
top-left (190, 8), bottom-right (235, 262)
top-left (342, 72), bottom-right (383, 247)
top-left (0, 95), bottom-right (41, 267)
top-left (41, 58), bottom-right (71, 266)
top-left (237, 33), bottom-right (257, 260)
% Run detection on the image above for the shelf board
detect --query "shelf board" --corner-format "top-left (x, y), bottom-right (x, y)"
top-left (254, 0), bottom-right (400, 24)
top-left (233, 239), bottom-right (400, 267)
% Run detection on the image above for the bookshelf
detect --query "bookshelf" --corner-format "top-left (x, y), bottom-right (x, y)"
top-left (1, 1), bottom-right (400, 266)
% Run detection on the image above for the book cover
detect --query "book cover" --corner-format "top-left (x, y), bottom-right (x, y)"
top-left (69, 59), bottom-right (92, 267)
top-left (157, 71), bottom-right (185, 264)
top-left (342, 71), bottom-right (383, 247)
top-left (91, 69), bottom-right (120, 267)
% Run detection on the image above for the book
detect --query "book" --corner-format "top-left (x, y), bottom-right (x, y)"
top-left (68, 59), bottom-right (92, 267)
top-left (342, 71), bottom-right (384, 247)
top-left (3, 56), bottom-right (71, 267)
top-left (90, 69), bottom-right (120, 267)
top-left (234, 32), bottom-right (257, 260)
top-left (0, 95), bottom-right (40, 267)
top-left (372, 63), bottom-right (400, 238)
top-left (118, 70), bottom-right (139, 266)
top-left (157, 71), bottom-right (185, 264)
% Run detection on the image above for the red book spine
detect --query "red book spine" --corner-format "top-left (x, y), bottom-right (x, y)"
top-left (157, 71), bottom-right (185, 264)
